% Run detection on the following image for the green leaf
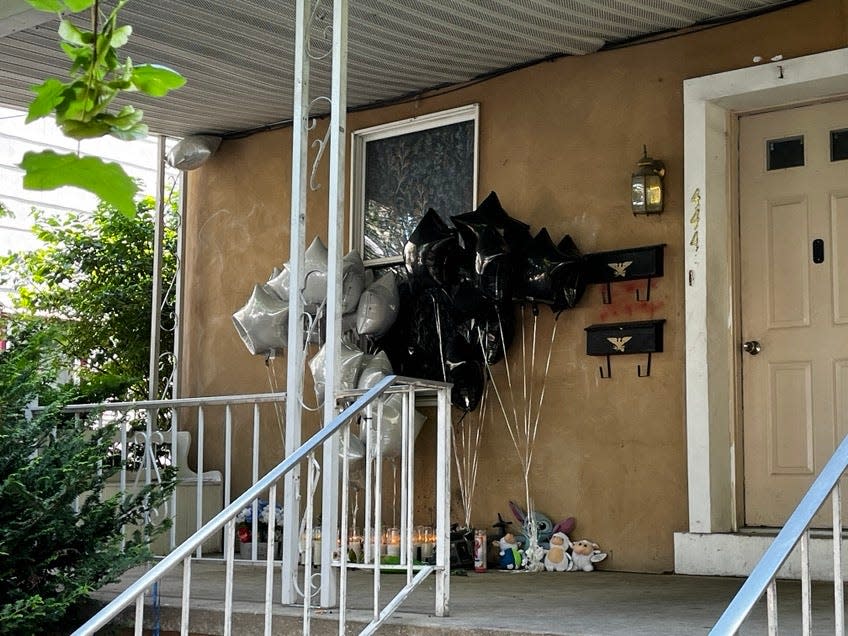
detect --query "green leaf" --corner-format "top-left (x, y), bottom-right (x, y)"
top-left (58, 19), bottom-right (85, 46)
top-left (20, 151), bottom-right (138, 218)
top-left (26, 79), bottom-right (68, 123)
top-left (24, 0), bottom-right (65, 12)
top-left (110, 25), bottom-right (132, 48)
top-left (100, 105), bottom-right (143, 129)
top-left (103, 47), bottom-right (120, 71)
top-left (130, 64), bottom-right (185, 97)
top-left (109, 122), bottom-right (148, 141)
top-left (106, 78), bottom-right (132, 91)
top-left (94, 32), bottom-right (111, 67)
top-left (58, 118), bottom-right (111, 139)
top-left (57, 84), bottom-right (97, 123)
top-left (60, 40), bottom-right (85, 62)
top-left (62, 0), bottom-right (96, 11)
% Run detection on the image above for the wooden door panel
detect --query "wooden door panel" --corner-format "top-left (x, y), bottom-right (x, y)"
top-left (831, 191), bottom-right (848, 324)
top-left (740, 99), bottom-right (848, 527)
top-left (767, 362), bottom-right (813, 475)
top-left (837, 360), bottom-right (848, 442)
top-left (766, 197), bottom-right (810, 328)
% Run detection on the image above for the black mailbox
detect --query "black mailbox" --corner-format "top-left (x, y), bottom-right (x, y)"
top-left (584, 319), bottom-right (665, 378)
top-left (584, 244), bottom-right (665, 303)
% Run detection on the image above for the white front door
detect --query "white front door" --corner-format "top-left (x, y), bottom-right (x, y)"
top-left (740, 99), bottom-right (848, 527)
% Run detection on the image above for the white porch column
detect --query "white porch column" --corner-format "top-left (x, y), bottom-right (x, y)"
top-left (320, 0), bottom-right (348, 608)
top-left (282, 0), bottom-right (311, 605)
top-left (682, 93), bottom-right (735, 534)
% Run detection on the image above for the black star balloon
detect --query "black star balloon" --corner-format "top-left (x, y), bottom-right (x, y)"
top-left (452, 191), bottom-right (531, 257)
top-left (551, 234), bottom-right (587, 312)
top-left (447, 357), bottom-right (485, 412)
top-left (403, 208), bottom-right (460, 288)
top-left (515, 228), bottom-right (570, 306)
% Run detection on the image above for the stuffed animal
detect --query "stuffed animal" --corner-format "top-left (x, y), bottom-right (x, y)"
top-left (568, 538), bottom-right (607, 572)
top-left (496, 532), bottom-right (523, 570)
top-left (543, 532), bottom-right (572, 572)
top-left (509, 501), bottom-right (571, 548)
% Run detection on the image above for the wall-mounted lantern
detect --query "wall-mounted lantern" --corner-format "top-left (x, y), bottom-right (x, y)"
top-left (631, 145), bottom-right (665, 215)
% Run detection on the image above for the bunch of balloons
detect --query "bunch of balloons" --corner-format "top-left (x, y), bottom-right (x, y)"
top-left (232, 236), bottom-right (401, 357)
top-left (232, 192), bottom-right (586, 414)
top-left (376, 191), bottom-right (586, 412)
top-left (233, 235), bottom-right (415, 455)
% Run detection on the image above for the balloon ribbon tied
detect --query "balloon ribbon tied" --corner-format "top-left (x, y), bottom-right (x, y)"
top-left (450, 384), bottom-right (488, 530)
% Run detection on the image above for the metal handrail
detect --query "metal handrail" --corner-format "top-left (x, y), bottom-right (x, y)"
top-left (72, 374), bottom-right (404, 635)
top-left (29, 382), bottom-right (430, 414)
top-left (711, 432), bottom-right (848, 635)
top-left (27, 391), bottom-right (288, 414)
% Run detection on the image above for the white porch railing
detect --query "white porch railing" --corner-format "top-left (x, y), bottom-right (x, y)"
top-left (711, 433), bottom-right (848, 635)
top-left (69, 374), bottom-right (452, 635)
top-left (29, 391), bottom-right (289, 559)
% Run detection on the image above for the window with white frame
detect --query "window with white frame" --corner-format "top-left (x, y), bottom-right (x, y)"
top-left (350, 104), bottom-right (479, 267)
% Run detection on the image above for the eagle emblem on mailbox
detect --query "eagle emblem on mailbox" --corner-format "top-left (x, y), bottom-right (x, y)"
top-left (608, 261), bottom-right (633, 278)
top-left (607, 336), bottom-right (632, 352)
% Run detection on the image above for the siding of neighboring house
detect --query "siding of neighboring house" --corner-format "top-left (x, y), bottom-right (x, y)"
top-left (181, 0), bottom-right (848, 572)
top-left (0, 106), bottom-right (164, 304)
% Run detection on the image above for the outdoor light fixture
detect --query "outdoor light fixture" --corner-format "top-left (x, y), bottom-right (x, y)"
top-left (167, 135), bottom-right (222, 171)
top-left (631, 145), bottom-right (665, 215)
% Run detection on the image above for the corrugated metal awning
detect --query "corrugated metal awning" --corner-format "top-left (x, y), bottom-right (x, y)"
top-left (0, 0), bottom-right (797, 138)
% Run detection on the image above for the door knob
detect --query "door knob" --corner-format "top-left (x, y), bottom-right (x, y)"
top-left (742, 340), bottom-right (761, 355)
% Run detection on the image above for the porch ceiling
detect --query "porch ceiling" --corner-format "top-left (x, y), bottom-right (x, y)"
top-left (0, 0), bottom-right (798, 138)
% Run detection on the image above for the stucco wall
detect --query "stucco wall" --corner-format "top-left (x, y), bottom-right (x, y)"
top-left (181, 0), bottom-right (848, 572)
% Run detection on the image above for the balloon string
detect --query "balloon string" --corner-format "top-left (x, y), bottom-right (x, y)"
top-left (523, 476), bottom-right (536, 563)
top-left (517, 304), bottom-right (533, 476)
top-left (451, 394), bottom-right (486, 531)
top-left (463, 413), bottom-right (471, 529)
top-left (265, 357), bottom-right (286, 448)
top-left (520, 304), bottom-right (528, 435)
top-left (354, 486), bottom-right (360, 529)
top-left (525, 309), bottom-right (538, 471)
top-left (479, 334), bottom-right (523, 472)
top-left (433, 297), bottom-right (448, 383)
top-left (298, 299), bottom-right (326, 413)
top-left (391, 459), bottom-right (398, 528)
top-left (302, 300), bottom-right (324, 346)
top-left (350, 485), bottom-right (360, 538)
top-left (495, 306), bottom-right (521, 437)
top-left (527, 316), bottom-right (559, 471)
top-left (467, 383), bottom-right (487, 529)
top-left (450, 414), bottom-right (470, 529)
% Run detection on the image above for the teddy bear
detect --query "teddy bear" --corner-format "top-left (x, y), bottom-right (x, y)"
top-left (495, 532), bottom-right (523, 570)
top-left (543, 532), bottom-right (572, 572)
top-left (568, 538), bottom-right (607, 572)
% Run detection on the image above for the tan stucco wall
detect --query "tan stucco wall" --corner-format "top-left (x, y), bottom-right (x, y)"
top-left (182, 0), bottom-right (848, 572)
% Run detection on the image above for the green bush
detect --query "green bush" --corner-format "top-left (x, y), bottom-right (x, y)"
top-left (0, 340), bottom-right (175, 634)
top-left (0, 196), bottom-right (178, 403)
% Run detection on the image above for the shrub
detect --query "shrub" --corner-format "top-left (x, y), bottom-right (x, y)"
top-left (0, 323), bottom-right (175, 634)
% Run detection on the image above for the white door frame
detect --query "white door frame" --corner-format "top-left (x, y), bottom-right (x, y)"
top-left (678, 48), bottom-right (848, 571)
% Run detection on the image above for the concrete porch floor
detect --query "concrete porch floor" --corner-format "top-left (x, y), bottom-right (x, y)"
top-left (88, 560), bottom-right (846, 635)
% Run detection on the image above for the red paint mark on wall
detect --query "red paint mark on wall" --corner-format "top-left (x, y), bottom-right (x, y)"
top-left (592, 281), bottom-right (665, 322)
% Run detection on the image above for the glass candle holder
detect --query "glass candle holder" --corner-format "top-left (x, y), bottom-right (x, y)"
top-left (312, 528), bottom-right (322, 566)
top-left (386, 527), bottom-right (400, 557)
top-left (420, 525), bottom-right (434, 559)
